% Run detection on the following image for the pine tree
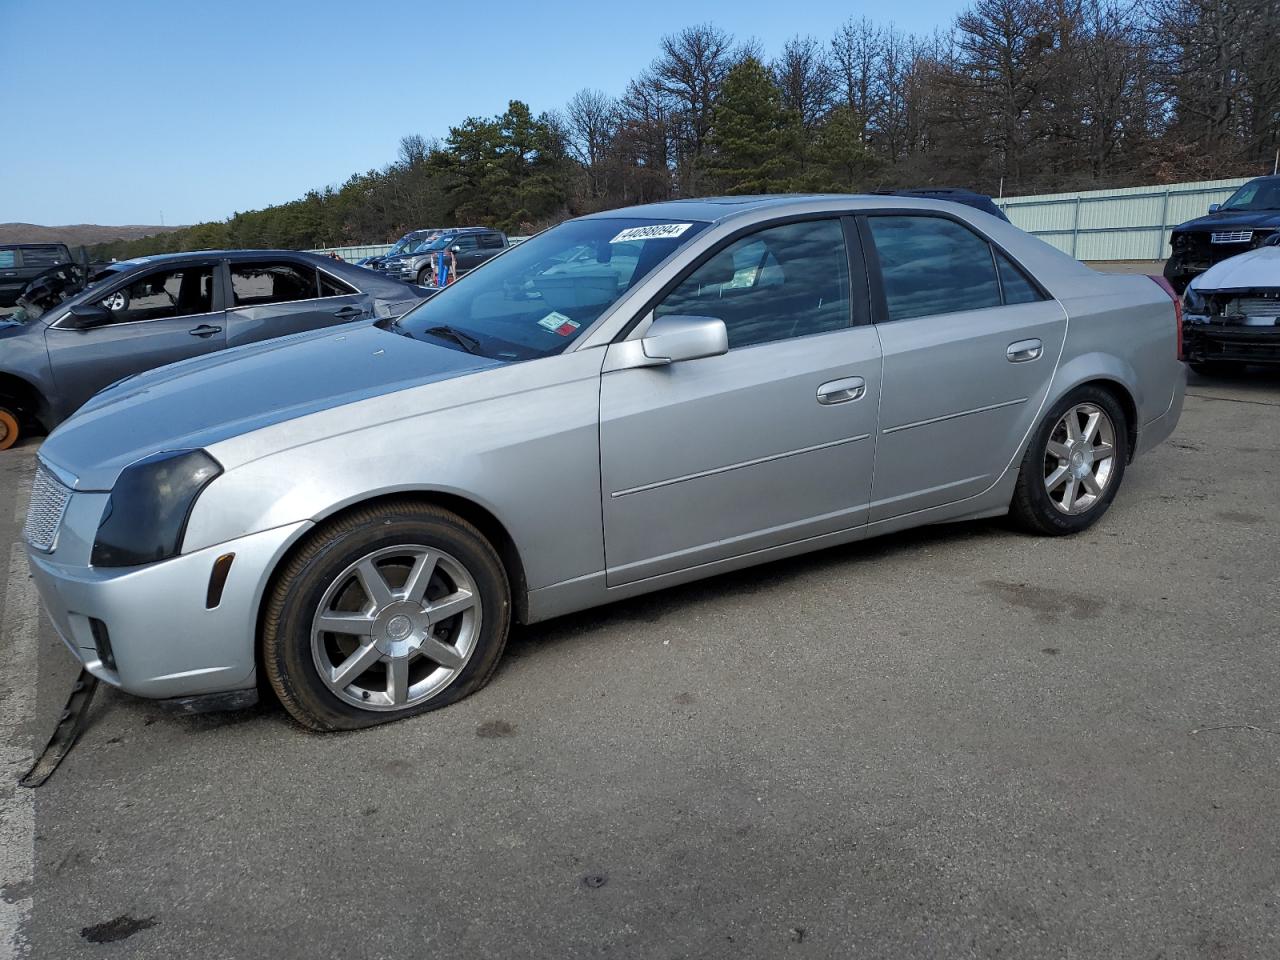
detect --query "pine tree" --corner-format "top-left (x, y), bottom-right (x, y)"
top-left (705, 57), bottom-right (799, 194)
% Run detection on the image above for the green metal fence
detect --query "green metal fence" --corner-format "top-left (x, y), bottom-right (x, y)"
top-left (995, 177), bottom-right (1250, 261)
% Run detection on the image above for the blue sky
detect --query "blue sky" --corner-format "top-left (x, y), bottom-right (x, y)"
top-left (1, 0), bottom-right (963, 226)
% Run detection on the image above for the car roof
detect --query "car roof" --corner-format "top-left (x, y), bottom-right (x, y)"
top-left (577, 193), bottom-right (1011, 226)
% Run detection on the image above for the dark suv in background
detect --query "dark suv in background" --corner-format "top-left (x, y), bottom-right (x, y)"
top-left (390, 227), bottom-right (508, 285)
top-left (0, 243), bottom-right (74, 306)
top-left (1164, 175), bottom-right (1280, 292)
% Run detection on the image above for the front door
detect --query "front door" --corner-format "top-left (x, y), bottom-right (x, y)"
top-left (599, 218), bottom-right (882, 587)
top-left (45, 261), bottom-right (224, 419)
top-left (860, 214), bottom-right (1068, 521)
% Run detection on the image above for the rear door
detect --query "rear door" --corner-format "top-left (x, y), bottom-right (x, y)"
top-left (860, 213), bottom-right (1066, 521)
top-left (45, 261), bottom-right (225, 416)
top-left (598, 217), bottom-right (882, 586)
top-left (224, 258), bottom-right (367, 346)
top-left (452, 235), bottom-right (484, 272)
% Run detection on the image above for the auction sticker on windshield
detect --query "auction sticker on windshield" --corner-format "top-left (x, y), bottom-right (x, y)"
top-left (537, 311), bottom-right (580, 336)
top-left (610, 223), bottom-right (693, 244)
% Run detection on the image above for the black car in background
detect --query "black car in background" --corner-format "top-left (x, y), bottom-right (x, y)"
top-left (0, 243), bottom-right (74, 306)
top-left (365, 228), bottom-right (447, 273)
top-left (874, 188), bottom-right (1011, 222)
top-left (1164, 175), bottom-right (1280, 292)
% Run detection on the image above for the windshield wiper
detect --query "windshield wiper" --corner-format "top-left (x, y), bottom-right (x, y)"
top-left (423, 324), bottom-right (484, 355)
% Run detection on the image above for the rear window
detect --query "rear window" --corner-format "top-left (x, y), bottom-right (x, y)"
top-left (319, 271), bottom-right (357, 297)
top-left (231, 262), bottom-right (319, 306)
top-left (21, 246), bottom-right (70, 268)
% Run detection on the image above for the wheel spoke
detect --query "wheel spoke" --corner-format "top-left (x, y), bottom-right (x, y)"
top-left (387, 656), bottom-right (409, 704)
top-left (401, 551), bottom-right (438, 604)
top-left (1061, 476), bottom-right (1079, 511)
top-left (1093, 442), bottom-right (1116, 461)
top-left (1064, 411), bottom-right (1081, 442)
top-left (1047, 440), bottom-right (1071, 460)
top-left (331, 641), bottom-right (382, 688)
top-left (1045, 464), bottom-right (1069, 491)
top-left (1082, 410), bottom-right (1101, 442)
top-left (316, 611), bottom-right (377, 637)
top-left (417, 636), bottom-right (465, 669)
top-left (426, 589), bottom-right (475, 622)
top-left (356, 559), bottom-right (396, 609)
top-left (1081, 472), bottom-right (1103, 496)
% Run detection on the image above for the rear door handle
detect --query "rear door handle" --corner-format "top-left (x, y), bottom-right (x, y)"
top-left (332, 306), bottom-right (363, 319)
top-left (1007, 338), bottom-right (1042, 362)
top-left (817, 376), bottom-right (866, 405)
top-left (188, 324), bottom-right (222, 338)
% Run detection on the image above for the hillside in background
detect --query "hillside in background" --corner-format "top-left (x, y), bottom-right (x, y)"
top-left (0, 222), bottom-right (180, 247)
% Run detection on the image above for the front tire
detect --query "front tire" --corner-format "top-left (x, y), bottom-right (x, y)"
top-left (1010, 386), bottom-right (1129, 536)
top-left (262, 501), bottom-right (511, 730)
top-left (417, 267), bottom-right (432, 286)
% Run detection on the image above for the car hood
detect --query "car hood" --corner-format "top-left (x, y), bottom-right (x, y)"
top-left (40, 323), bottom-right (500, 491)
top-left (1188, 246), bottom-right (1280, 292)
top-left (1174, 210), bottom-right (1280, 233)
top-left (0, 317), bottom-right (27, 336)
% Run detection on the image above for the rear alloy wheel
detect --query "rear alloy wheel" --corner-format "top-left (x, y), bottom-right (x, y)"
top-left (0, 406), bottom-right (21, 451)
top-left (1010, 386), bottom-right (1128, 535)
top-left (262, 502), bottom-right (511, 730)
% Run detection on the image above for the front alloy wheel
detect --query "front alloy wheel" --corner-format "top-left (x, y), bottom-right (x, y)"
top-left (263, 501), bottom-right (511, 730)
top-left (311, 545), bottom-right (481, 710)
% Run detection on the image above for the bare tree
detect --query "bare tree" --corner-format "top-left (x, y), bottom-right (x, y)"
top-left (773, 35), bottom-right (836, 130)
top-left (565, 88), bottom-right (619, 199)
top-left (652, 23), bottom-right (738, 193)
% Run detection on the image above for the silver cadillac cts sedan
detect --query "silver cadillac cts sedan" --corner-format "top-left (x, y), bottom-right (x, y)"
top-left (24, 196), bottom-right (1185, 729)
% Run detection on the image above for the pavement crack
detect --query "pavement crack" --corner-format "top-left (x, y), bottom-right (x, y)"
top-left (1190, 723), bottom-right (1280, 736)
top-left (1185, 392), bottom-right (1280, 408)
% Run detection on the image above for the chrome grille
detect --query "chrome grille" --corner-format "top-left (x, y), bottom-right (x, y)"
top-left (1233, 297), bottom-right (1280, 318)
top-left (1211, 231), bottom-right (1253, 244)
top-left (22, 463), bottom-right (73, 553)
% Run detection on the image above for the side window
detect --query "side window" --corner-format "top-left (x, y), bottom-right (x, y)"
top-left (478, 233), bottom-right (504, 250)
top-left (454, 235), bottom-right (480, 252)
top-left (318, 271), bottom-right (357, 297)
top-left (656, 219), bottom-right (850, 349)
top-left (100, 266), bottom-right (215, 323)
top-left (231, 262), bottom-right (319, 306)
top-left (867, 216), bottom-right (1002, 321)
top-left (0, 250), bottom-right (15, 268)
top-left (995, 250), bottom-right (1043, 305)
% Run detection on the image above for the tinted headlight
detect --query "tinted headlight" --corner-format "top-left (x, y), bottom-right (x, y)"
top-left (91, 449), bottom-right (222, 568)
top-left (1183, 287), bottom-right (1208, 316)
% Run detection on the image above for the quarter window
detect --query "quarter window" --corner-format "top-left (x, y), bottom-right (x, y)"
top-left (100, 266), bottom-right (215, 323)
top-left (231, 262), bottom-right (319, 306)
top-left (656, 219), bottom-right (851, 349)
top-left (867, 216), bottom-right (1003, 321)
top-left (318, 272), bottom-right (357, 297)
top-left (995, 250), bottom-right (1042, 305)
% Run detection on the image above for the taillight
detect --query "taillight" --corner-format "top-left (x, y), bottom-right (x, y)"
top-left (1149, 275), bottom-right (1184, 360)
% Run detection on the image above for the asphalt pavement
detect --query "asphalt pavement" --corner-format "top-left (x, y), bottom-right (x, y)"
top-left (1, 369), bottom-right (1277, 959)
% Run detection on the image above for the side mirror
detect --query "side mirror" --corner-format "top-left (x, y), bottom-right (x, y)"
top-left (65, 303), bottom-right (114, 329)
top-left (451, 245), bottom-right (463, 254)
top-left (639, 315), bottom-right (728, 365)
top-left (1208, 203), bottom-right (1221, 214)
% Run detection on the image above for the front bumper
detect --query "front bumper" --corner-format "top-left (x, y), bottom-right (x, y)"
top-left (27, 520), bottom-right (311, 699)
top-left (1182, 319), bottom-right (1280, 365)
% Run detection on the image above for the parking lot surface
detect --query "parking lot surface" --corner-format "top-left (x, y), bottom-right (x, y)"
top-left (1, 369), bottom-right (1278, 959)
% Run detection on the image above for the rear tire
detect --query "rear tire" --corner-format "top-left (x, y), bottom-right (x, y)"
top-left (0, 406), bottom-right (21, 451)
top-left (1009, 385), bottom-right (1129, 536)
top-left (262, 501), bottom-right (511, 731)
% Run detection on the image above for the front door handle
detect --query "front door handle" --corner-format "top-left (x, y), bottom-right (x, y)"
top-left (188, 324), bottom-right (222, 338)
top-left (817, 376), bottom-right (866, 405)
top-left (1007, 338), bottom-right (1042, 362)
top-left (332, 306), bottom-right (363, 319)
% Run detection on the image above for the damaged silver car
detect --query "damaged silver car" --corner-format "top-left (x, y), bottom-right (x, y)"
top-left (1182, 232), bottom-right (1280, 374)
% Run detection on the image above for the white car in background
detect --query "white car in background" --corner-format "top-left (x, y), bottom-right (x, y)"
top-left (1182, 233), bottom-right (1280, 375)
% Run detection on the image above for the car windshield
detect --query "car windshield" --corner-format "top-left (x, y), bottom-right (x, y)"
top-left (1221, 179), bottom-right (1280, 211)
top-left (389, 217), bottom-right (710, 360)
top-left (407, 236), bottom-right (441, 253)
